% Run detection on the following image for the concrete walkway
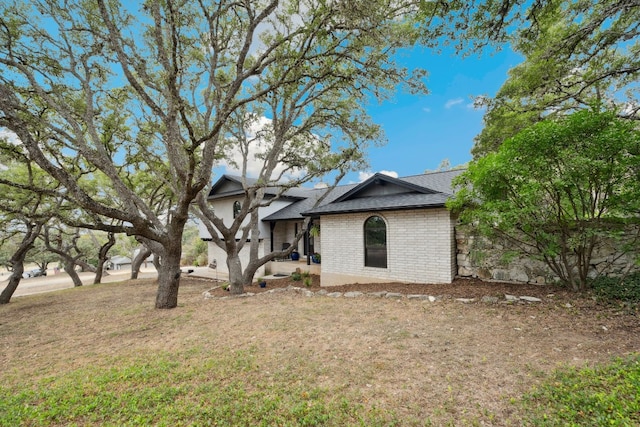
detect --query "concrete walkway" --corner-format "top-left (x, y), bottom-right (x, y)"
top-left (4, 266), bottom-right (227, 298)
top-left (3, 265), bottom-right (297, 298)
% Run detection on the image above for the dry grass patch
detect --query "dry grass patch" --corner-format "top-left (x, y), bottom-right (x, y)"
top-left (1, 277), bottom-right (638, 426)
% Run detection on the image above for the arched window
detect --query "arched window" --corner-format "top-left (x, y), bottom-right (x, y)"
top-left (233, 201), bottom-right (241, 218)
top-left (364, 215), bottom-right (387, 268)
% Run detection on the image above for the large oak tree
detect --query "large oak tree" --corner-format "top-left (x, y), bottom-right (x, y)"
top-left (461, 0), bottom-right (640, 156)
top-left (0, 0), bottom-right (429, 307)
top-left (0, 137), bottom-right (57, 303)
top-left (194, 0), bottom-right (432, 294)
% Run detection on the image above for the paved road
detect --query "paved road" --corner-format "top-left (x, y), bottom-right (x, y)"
top-left (5, 269), bottom-right (154, 298)
top-left (2, 266), bottom-right (223, 298)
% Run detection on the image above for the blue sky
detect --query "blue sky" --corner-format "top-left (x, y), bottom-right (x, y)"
top-left (352, 46), bottom-right (523, 183)
top-left (218, 45), bottom-right (524, 186)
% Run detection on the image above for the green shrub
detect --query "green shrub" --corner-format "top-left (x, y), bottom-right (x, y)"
top-left (304, 277), bottom-right (312, 287)
top-left (291, 272), bottom-right (302, 281)
top-left (590, 272), bottom-right (640, 304)
top-left (521, 354), bottom-right (640, 426)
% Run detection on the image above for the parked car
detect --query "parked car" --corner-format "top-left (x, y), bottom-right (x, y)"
top-left (23, 268), bottom-right (47, 278)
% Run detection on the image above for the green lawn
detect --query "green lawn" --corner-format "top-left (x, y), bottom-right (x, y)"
top-left (1, 278), bottom-right (638, 426)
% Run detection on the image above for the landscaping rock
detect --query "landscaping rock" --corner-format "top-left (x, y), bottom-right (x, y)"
top-left (385, 292), bottom-right (404, 299)
top-left (204, 280), bottom-right (555, 308)
top-left (369, 291), bottom-right (388, 298)
top-left (344, 291), bottom-right (364, 298)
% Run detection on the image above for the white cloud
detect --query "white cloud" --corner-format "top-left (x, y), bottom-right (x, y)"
top-left (444, 98), bottom-right (464, 109)
top-left (467, 101), bottom-right (486, 111)
top-left (0, 128), bottom-right (20, 145)
top-left (621, 102), bottom-right (639, 117)
top-left (379, 170), bottom-right (399, 178)
top-left (358, 171), bottom-right (374, 182)
top-left (422, 107), bottom-right (431, 113)
top-left (221, 115), bottom-right (309, 181)
top-left (0, 129), bottom-right (22, 170)
top-left (358, 170), bottom-right (398, 182)
top-left (245, 115), bottom-right (272, 138)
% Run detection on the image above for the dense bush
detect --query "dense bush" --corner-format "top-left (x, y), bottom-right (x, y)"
top-left (590, 272), bottom-right (640, 304)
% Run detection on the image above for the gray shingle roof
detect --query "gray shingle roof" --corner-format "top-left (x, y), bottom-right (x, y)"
top-left (261, 184), bottom-right (354, 221)
top-left (399, 169), bottom-right (465, 194)
top-left (302, 192), bottom-right (451, 216)
top-left (207, 174), bottom-right (310, 200)
top-left (260, 169), bottom-right (464, 221)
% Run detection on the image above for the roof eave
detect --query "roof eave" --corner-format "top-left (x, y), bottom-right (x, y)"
top-left (302, 202), bottom-right (448, 217)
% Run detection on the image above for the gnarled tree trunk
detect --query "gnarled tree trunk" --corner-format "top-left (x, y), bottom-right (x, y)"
top-left (227, 253), bottom-right (247, 295)
top-left (0, 222), bottom-right (42, 304)
top-left (94, 232), bottom-right (115, 284)
top-left (154, 244), bottom-right (183, 309)
top-left (131, 244), bottom-right (152, 280)
top-left (0, 266), bottom-right (25, 304)
top-left (63, 259), bottom-right (84, 287)
top-left (150, 217), bottom-right (187, 309)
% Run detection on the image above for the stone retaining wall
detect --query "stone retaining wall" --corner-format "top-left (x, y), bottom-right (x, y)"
top-left (455, 225), bottom-right (640, 285)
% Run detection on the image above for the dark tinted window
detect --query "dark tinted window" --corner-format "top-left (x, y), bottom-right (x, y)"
top-left (364, 216), bottom-right (387, 268)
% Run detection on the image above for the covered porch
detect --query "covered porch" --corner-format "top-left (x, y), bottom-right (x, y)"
top-left (265, 258), bottom-right (321, 276)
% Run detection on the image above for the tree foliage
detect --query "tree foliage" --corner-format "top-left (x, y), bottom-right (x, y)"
top-left (0, 133), bottom-right (58, 303)
top-left (187, 0), bottom-right (431, 293)
top-left (441, 0), bottom-right (640, 157)
top-left (0, 0), bottom-right (429, 306)
top-left (40, 222), bottom-right (117, 287)
top-left (449, 109), bottom-right (640, 291)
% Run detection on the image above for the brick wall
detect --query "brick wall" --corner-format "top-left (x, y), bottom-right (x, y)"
top-left (270, 221), bottom-right (305, 254)
top-left (320, 208), bottom-right (456, 286)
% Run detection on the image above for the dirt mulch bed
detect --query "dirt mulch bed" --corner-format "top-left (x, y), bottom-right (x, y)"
top-left (205, 275), bottom-right (572, 300)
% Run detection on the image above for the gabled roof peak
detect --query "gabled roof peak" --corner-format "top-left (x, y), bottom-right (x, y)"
top-left (333, 172), bottom-right (437, 204)
top-left (207, 174), bottom-right (312, 200)
top-left (210, 169), bottom-right (467, 221)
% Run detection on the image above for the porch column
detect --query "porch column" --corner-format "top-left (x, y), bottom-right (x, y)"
top-left (269, 222), bottom-right (275, 252)
top-left (306, 221), bottom-right (312, 265)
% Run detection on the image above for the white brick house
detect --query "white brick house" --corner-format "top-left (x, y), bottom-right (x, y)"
top-left (197, 175), bottom-right (310, 278)
top-left (200, 170), bottom-right (464, 286)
